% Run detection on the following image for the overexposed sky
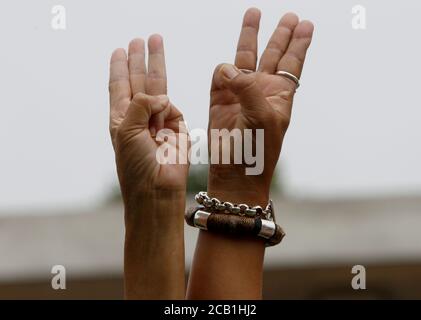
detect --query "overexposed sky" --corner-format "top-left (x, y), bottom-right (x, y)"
top-left (0, 0), bottom-right (420, 210)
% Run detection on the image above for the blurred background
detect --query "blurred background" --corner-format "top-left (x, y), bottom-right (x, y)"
top-left (0, 0), bottom-right (420, 299)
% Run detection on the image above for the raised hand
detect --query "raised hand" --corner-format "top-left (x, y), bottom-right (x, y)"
top-left (208, 8), bottom-right (314, 205)
top-left (109, 35), bottom-right (189, 201)
top-left (187, 8), bottom-right (315, 300)
top-left (109, 35), bottom-right (188, 299)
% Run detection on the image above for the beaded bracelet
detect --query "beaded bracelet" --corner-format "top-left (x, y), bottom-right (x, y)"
top-left (185, 192), bottom-right (286, 247)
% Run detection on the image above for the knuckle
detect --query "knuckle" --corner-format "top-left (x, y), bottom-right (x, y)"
top-left (213, 63), bottom-right (227, 80)
top-left (131, 92), bottom-right (148, 105)
top-left (214, 63), bottom-right (226, 73)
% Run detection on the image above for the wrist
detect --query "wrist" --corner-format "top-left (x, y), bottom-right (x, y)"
top-left (206, 188), bottom-right (269, 209)
top-left (207, 166), bottom-right (270, 207)
top-left (124, 189), bottom-right (186, 230)
top-left (123, 189), bottom-right (186, 300)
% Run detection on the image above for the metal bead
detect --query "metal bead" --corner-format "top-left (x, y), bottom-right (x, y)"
top-left (245, 208), bottom-right (257, 217)
top-left (224, 202), bottom-right (234, 210)
top-left (230, 206), bottom-right (241, 214)
top-left (264, 200), bottom-right (274, 220)
top-left (253, 206), bottom-right (263, 216)
top-left (199, 191), bottom-right (210, 202)
top-left (238, 204), bottom-right (248, 212)
top-left (211, 198), bottom-right (220, 205)
top-left (263, 210), bottom-right (271, 220)
top-left (237, 204), bottom-right (248, 216)
top-left (216, 202), bottom-right (226, 211)
top-left (199, 191), bottom-right (207, 197)
top-left (195, 194), bottom-right (203, 204)
top-left (204, 198), bottom-right (213, 208)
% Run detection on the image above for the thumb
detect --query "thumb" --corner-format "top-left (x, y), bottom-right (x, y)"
top-left (121, 93), bottom-right (168, 131)
top-left (217, 63), bottom-right (270, 122)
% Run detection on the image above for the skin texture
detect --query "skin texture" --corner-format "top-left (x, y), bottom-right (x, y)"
top-left (187, 8), bottom-right (314, 299)
top-left (109, 35), bottom-right (189, 299)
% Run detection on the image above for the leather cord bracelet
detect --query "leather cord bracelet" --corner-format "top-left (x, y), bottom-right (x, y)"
top-left (185, 192), bottom-right (286, 247)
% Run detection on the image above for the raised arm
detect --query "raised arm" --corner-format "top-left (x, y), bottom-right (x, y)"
top-left (109, 35), bottom-right (189, 299)
top-left (186, 8), bottom-right (314, 299)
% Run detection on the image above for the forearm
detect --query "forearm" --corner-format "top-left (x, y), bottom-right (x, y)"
top-left (124, 190), bottom-right (186, 299)
top-left (186, 180), bottom-right (267, 300)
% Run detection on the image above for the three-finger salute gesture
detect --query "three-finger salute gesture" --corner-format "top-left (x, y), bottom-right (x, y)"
top-left (208, 8), bottom-right (314, 205)
top-left (109, 35), bottom-right (188, 300)
top-left (109, 35), bottom-right (189, 201)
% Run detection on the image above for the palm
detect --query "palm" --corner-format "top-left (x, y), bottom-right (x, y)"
top-left (206, 8), bottom-right (313, 196)
top-left (109, 35), bottom-right (189, 193)
top-left (210, 72), bottom-right (293, 131)
top-left (120, 121), bottom-right (188, 191)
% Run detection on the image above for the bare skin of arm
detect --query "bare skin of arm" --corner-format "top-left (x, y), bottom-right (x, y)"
top-left (124, 191), bottom-right (185, 299)
top-left (188, 230), bottom-right (266, 299)
top-left (187, 8), bottom-right (314, 299)
top-left (109, 35), bottom-right (189, 299)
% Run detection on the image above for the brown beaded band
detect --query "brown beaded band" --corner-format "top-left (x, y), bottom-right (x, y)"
top-left (185, 205), bottom-right (285, 247)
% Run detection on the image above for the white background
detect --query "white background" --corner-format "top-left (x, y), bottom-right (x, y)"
top-left (0, 0), bottom-right (420, 211)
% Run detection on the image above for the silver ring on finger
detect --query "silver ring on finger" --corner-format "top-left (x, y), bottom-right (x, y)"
top-left (275, 70), bottom-right (300, 89)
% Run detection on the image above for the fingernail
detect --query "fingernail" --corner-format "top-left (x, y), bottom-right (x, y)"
top-left (150, 126), bottom-right (156, 137)
top-left (222, 64), bottom-right (240, 79)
